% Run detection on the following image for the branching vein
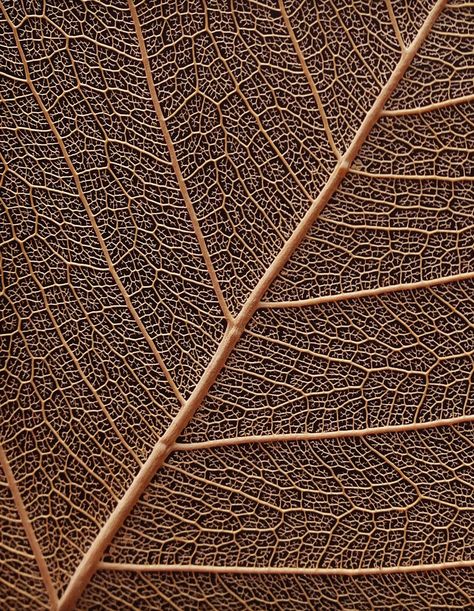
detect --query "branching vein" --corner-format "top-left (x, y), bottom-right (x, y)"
top-left (56, 2), bottom-right (450, 608)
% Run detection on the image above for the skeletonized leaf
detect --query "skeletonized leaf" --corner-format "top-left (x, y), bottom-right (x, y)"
top-left (1, 0), bottom-right (473, 609)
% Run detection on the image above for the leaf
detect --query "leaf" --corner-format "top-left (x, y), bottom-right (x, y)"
top-left (1, 0), bottom-right (473, 609)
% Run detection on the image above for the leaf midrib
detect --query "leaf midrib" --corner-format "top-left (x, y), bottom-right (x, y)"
top-left (0, 0), bottom-right (451, 608)
top-left (58, 1), bottom-right (448, 607)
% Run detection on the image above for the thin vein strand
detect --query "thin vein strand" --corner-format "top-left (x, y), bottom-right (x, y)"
top-left (2, 202), bottom-right (143, 465)
top-left (279, 0), bottom-right (341, 158)
top-left (350, 169), bottom-right (474, 182)
top-left (127, 0), bottom-right (233, 323)
top-left (382, 93), bottom-right (474, 116)
top-left (384, 0), bottom-right (406, 51)
top-left (259, 271), bottom-right (474, 309)
top-left (172, 414), bottom-right (474, 452)
top-left (97, 558), bottom-right (474, 576)
top-left (0, 3), bottom-right (185, 407)
top-left (56, 1), bottom-right (449, 607)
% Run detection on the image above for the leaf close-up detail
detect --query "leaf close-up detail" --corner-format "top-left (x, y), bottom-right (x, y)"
top-left (1, 0), bottom-right (474, 609)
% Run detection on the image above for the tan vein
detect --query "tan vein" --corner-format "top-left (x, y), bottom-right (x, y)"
top-left (172, 414), bottom-right (474, 452)
top-left (0, 445), bottom-right (58, 609)
top-left (446, 2), bottom-right (474, 7)
top-left (259, 271), bottom-right (474, 309)
top-left (97, 558), bottom-right (474, 576)
top-left (0, 4), bottom-right (184, 406)
top-left (127, 0), bottom-right (232, 323)
top-left (382, 93), bottom-right (474, 116)
top-left (384, 0), bottom-right (406, 51)
top-left (350, 169), bottom-right (474, 182)
top-left (57, 1), bottom-right (448, 607)
top-left (1, 200), bottom-right (143, 466)
top-left (278, 0), bottom-right (341, 159)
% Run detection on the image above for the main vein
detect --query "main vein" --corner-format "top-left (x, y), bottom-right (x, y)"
top-left (57, 1), bottom-right (448, 607)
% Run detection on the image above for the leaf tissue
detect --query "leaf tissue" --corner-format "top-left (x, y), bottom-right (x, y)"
top-left (1, 0), bottom-right (474, 608)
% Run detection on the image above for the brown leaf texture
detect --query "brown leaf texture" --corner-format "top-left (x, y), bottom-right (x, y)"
top-left (1, 0), bottom-right (473, 608)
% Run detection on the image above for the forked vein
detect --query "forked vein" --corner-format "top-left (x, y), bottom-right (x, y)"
top-left (57, 1), bottom-right (449, 607)
top-left (52, 0), bottom-right (457, 606)
top-left (0, 0), bottom-right (454, 606)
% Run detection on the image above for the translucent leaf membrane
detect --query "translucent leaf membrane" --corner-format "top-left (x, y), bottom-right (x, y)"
top-left (80, 569), bottom-right (474, 611)
top-left (182, 282), bottom-right (474, 442)
top-left (0, 473), bottom-right (49, 610)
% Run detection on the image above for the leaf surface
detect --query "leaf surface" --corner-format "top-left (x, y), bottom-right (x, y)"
top-left (1, 0), bottom-right (473, 609)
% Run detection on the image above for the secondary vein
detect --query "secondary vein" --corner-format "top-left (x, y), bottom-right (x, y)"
top-left (52, 0), bottom-right (450, 607)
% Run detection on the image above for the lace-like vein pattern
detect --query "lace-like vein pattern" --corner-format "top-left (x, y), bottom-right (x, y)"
top-left (1, 0), bottom-right (226, 395)
top-left (182, 282), bottom-right (474, 441)
top-left (1, 0), bottom-right (473, 609)
top-left (134, 0), bottom-right (337, 312)
top-left (388, 5), bottom-right (474, 108)
top-left (0, 471), bottom-right (49, 609)
top-left (80, 569), bottom-right (474, 610)
top-left (268, 3), bottom-right (474, 302)
top-left (1, 0), bottom-right (225, 593)
top-left (111, 423), bottom-right (474, 569)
